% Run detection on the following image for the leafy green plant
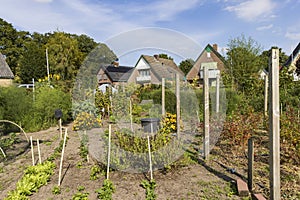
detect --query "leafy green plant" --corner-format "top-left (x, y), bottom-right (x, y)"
top-left (4, 161), bottom-right (56, 200)
top-left (90, 165), bottom-right (104, 180)
top-left (141, 179), bottom-right (157, 200)
top-left (95, 179), bottom-right (115, 200)
top-left (72, 186), bottom-right (89, 200)
top-left (52, 185), bottom-right (61, 195)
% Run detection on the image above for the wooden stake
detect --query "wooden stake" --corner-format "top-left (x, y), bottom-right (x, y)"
top-left (30, 136), bottom-right (35, 166)
top-left (59, 118), bottom-right (62, 139)
top-left (269, 48), bottom-right (280, 200)
top-left (203, 66), bottom-right (210, 159)
top-left (58, 128), bottom-right (68, 186)
top-left (176, 74), bottom-right (180, 138)
top-left (148, 124), bottom-right (153, 180)
top-left (107, 124), bottom-right (112, 180)
top-left (37, 139), bottom-right (42, 164)
top-left (0, 146), bottom-right (6, 158)
top-left (162, 78), bottom-right (165, 116)
top-left (130, 99), bottom-right (133, 131)
top-left (216, 74), bottom-right (220, 114)
top-left (248, 137), bottom-right (254, 191)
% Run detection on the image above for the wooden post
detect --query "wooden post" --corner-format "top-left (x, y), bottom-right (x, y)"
top-left (0, 147), bottom-right (6, 158)
top-left (176, 74), bottom-right (180, 138)
top-left (107, 124), bottom-right (112, 180)
top-left (129, 99), bottom-right (133, 131)
top-left (162, 78), bottom-right (165, 116)
top-left (30, 136), bottom-right (35, 166)
top-left (269, 48), bottom-right (280, 200)
top-left (37, 139), bottom-right (42, 164)
top-left (59, 118), bottom-right (62, 139)
top-left (58, 128), bottom-right (68, 186)
top-left (248, 137), bottom-right (254, 191)
top-left (216, 74), bottom-right (220, 114)
top-left (203, 66), bottom-right (210, 159)
top-left (148, 123), bottom-right (153, 180)
top-left (264, 75), bottom-right (268, 117)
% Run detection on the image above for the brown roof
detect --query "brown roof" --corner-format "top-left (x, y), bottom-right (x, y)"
top-left (0, 53), bottom-right (14, 79)
top-left (141, 55), bottom-right (184, 80)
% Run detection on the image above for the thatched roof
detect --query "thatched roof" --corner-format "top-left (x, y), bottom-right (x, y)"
top-left (141, 55), bottom-right (184, 80)
top-left (0, 53), bottom-right (14, 79)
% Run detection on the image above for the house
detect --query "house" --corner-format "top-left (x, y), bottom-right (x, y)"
top-left (283, 42), bottom-right (300, 81)
top-left (186, 44), bottom-right (225, 84)
top-left (127, 55), bottom-right (184, 85)
top-left (0, 53), bottom-right (14, 86)
top-left (96, 63), bottom-right (133, 86)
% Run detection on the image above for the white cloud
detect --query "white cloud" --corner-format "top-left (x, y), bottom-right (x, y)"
top-left (285, 32), bottom-right (300, 40)
top-left (225, 0), bottom-right (276, 21)
top-left (256, 24), bottom-right (273, 31)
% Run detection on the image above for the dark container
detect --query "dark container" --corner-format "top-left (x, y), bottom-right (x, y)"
top-left (140, 118), bottom-right (160, 133)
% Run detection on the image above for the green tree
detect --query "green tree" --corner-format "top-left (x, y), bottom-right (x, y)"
top-left (45, 32), bottom-right (83, 89)
top-left (179, 58), bottom-right (194, 75)
top-left (226, 34), bottom-right (263, 93)
top-left (19, 41), bottom-right (47, 83)
top-left (259, 47), bottom-right (289, 70)
top-left (0, 18), bottom-right (23, 77)
top-left (158, 53), bottom-right (173, 60)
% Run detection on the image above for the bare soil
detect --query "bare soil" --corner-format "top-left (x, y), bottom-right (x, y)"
top-left (0, 124), bottom-right (251, 200)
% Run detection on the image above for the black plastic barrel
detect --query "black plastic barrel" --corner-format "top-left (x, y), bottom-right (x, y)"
top-left (140, 118), bottom-right (160, 133)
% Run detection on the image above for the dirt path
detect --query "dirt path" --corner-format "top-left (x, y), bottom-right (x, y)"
top-left (0, 124), bottom-right (245, 200)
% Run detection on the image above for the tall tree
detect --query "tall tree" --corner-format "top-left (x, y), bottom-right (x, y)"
top-left (19, 41), bottom-right (47, 83)
top-left (179, 58), bottom-right (194, 75)
top-left (0, 18), bottom-right (20, 76)
top-left (45, 32), bottom-right (83, 88)
top-left (259, 47), bottom-right (289, 70)
top-left (226, 34), bottom-right (263, 93)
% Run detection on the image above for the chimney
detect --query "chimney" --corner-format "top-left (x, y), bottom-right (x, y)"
top-left (213, 44), bottom-right (218, 52)
top-left (112, 58), bottom-right (119, 67)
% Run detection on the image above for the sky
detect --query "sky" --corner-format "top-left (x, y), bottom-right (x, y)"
top-left (1, 0), bottom-right (300, 65)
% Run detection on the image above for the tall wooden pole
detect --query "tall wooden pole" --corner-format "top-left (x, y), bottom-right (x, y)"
top-left (46, 48), bottom-right (50, 84)
top-left (107, 124), bottom-right (111, 180)
top-left (30, 136), bottom-right (35, 166)
top-left (58, 128), bottom-right (68, 186)
top-left (269, 48), bottom-right (280, 200)
top-left (176, 74), bottom-right (180, 138)
top-left (216, 74), bottom-right (220, 114)
top-left (162, 78), bottom-right (165, 116)
top-left (248, 137), bottom-right (254, 191)
top-left (203, 66), bottom-right (210, 159)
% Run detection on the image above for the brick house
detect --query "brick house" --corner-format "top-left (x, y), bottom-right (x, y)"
top-left (186, 44), bottom-right (225, 84)
top-left (127, 55), bottom-right (184, 85)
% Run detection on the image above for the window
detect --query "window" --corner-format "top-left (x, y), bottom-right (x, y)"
top-left (140, 69), bottom-right (150, 76)
top-left (207, 52), bottom-right (211, 58)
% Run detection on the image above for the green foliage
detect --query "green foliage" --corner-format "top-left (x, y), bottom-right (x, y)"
top-left (280, 108), bottom-right (300, 165)
top-left (226, 34), bottom-right (263, 94)
top-left (90, 165), bottom-right (104, 180)
top-left (52, 186), bottom-right (61, 195)
top-left (179, 58), bottom-right (194, 75)
top-left (141, 179), bottom-right (157, 200)
top-left (95, 179), bottom-right (115, 200)
top-left (19, 41), bottom-right (47, 83)
top-left (4, 161), bottom-right (56, 200)
top-left (79, 133), bottom-right (89, 161)
top-left (72, 186), bottom-right (89, 200)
